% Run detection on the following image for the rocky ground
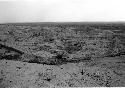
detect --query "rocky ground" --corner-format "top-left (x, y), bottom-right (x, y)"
top-left (0, 23), bottom-right (125, 87)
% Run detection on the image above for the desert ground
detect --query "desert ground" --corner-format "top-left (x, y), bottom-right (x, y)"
top-left (0, 22), bottom-right (125, 87)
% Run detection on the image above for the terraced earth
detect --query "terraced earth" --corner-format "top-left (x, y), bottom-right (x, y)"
top-left (0, 23), bottom-right (125, 87)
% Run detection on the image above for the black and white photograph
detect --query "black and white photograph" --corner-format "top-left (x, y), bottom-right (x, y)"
top-left (0, 0), bottom-right (125, 87)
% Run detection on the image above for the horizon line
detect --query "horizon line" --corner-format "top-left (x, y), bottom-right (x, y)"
top-left (1, 21), bottom-right (125, 25)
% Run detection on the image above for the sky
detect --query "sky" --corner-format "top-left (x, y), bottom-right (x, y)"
top-left (0, 0), bottom-right (125, 23)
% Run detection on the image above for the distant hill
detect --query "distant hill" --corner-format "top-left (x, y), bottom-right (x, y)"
top-left (1, 22), bottom-right (125, 32)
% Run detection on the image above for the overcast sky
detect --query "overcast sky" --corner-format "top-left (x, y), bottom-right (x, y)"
top-left (0, 0), bottom-right (125, 23)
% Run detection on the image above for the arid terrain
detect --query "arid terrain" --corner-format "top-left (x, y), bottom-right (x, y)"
top-left (0, 22), bottom-right (125, 87)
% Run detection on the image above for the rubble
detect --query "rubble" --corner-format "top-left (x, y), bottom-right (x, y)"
top-left (0, 24), bottom-right (125, 87)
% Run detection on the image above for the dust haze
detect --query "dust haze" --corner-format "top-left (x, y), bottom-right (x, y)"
top-left (0, 0), bottom-right (125, 23)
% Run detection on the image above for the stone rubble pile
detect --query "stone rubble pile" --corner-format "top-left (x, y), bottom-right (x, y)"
top-left (0, 25), bottom-right (125, 64)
